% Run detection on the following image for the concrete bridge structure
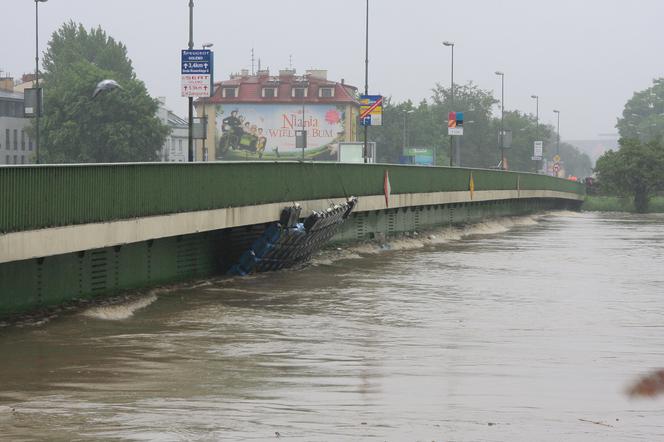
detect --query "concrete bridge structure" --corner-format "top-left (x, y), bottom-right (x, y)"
top-left (0, 162), bottom-right (584, 317)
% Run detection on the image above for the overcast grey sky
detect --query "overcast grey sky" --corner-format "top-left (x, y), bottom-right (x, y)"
top-left (2, 0), bottom-right (663, 140)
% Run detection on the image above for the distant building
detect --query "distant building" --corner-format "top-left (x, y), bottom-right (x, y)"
top-left (13, 73), bottom-right (37, 93)
top-left (0, 75), bottom-right (33, 165)
top-left (567, 138), bottom-right (618, 164)
top-left (195, 68), bottom-right (360, 161)
top-left (157, 98), bottom-right (188, 162)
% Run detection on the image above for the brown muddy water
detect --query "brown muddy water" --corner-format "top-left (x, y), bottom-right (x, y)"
top-left (1, 212), bottom-right (664, 441)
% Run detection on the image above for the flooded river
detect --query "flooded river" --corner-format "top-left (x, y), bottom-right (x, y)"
top-left (1, 212), bottom-right (664, 441)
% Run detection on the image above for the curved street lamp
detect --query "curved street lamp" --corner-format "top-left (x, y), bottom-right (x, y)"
top-left (553, 109), bottom-right (561, 156)
top-left (35, 0), bottom-right (48, 164)
top-left (531, 94), bottom-right (540, 172)
top-left (403, 109), bottom-right (415, 150)
top-left (495, 71), bottom-right (505, 169)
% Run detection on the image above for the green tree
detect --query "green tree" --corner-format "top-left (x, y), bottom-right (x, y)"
top-left (616, 78), bottom-right (664, 142)
top-left (431, 82), bottom-right (498, 168)
top-left (366, 81), bottom-right (592, 174)
top-left (39, 22), bottom-right (168, 163)
top-left (594, 138), bottom-right (664, 212)
top-left (557, 141), bottom-right (593, 178)
top-left (497, 110), bottom-right (553, 172)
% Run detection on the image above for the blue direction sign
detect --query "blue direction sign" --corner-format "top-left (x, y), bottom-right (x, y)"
top-left (181, 49), bottom-right (214, 98)
top-left (181, 50), bottom-right (212, 74)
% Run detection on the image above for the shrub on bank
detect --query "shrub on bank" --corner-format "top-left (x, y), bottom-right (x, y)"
top-left (582, 195), bottom-right (664, 213)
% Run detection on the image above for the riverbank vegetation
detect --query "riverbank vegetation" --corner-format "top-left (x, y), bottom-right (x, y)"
top-left (35, 22), bottom-right (169, 163)
top-left (582, 195), bottom-right (664, 213)
top-left (593, 79), bottom-right (664, 212)
top-left (365, 83), bottom-right (593, 176)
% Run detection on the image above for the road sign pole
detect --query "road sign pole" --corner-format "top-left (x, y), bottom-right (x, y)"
top-left (363, 0), bottom-right (369, 164)
top-left (187, 0), bottom-right (194, 163)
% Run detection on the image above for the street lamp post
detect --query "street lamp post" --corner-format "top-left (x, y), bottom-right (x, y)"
top-left (531, 94), bottom-right (539, 172)
top-left (363, 0), bottom-right (369, 164)
top-left (201, 42), bottom-right (213, 162)
top-left (495, 71), bottom-right (505, 169)
top-left (402, 109), bottom-right (414, 150)
top-left (553, 109), bottom-right (560, 155)
top-left (35, 0), bottom-right (47, 164)
top-left (443, 41), bottom-right (454, 167)
top-left (187, 0), bottom-right (194, 162)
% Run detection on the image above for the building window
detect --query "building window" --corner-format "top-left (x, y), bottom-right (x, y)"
top-left (5, 155), bottom-right (8, 164)
top-left (6, 129), bottom-right (10, 150)
top-left (319, 87), bottom-right (334, 98)
top-left (262, 87), bottom-right (278, 98)
top-left (292, 87), bottom-right (308, 98)
top-left (178, 139), bottom-right (183, 153)
top-left (28, 139), bottom-right (33, 151)
top-left (20, 155), bottom-right (25, 164)
top-left (13, 155), bottom-right (17, 164)
top-left (21, 131), bottom-right (25, 150)
top-left (13, 129), bottom-right (18, 150)
top-left (222, 87), bottom-right (238, 98)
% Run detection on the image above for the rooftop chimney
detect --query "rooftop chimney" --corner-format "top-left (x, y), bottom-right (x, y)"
top-left (306, 69), bottom-right (327, 80)
top-left (279, 68), bottom-right (296, 78)
top-left (0, 76), bottom-right (14, 92)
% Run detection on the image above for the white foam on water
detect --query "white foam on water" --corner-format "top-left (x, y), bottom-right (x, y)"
top-left (312, 215), bottom-right (541, 264)
top-left (81, 293), bottom-right (158, 321)
top-left (546, 210), bottom-right (584, 218)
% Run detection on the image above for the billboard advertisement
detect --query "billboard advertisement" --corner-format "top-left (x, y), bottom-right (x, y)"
top-left (402, 147), bottom-right (434, 165)
top-left (215, 104), bottom-right (349, 161)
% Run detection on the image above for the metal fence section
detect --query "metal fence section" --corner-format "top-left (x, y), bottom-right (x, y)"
top-left (0, 162), bottom-right (584, 234)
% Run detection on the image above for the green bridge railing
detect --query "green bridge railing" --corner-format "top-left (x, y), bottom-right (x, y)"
top-left (0, 162), bottom-right (583, 234)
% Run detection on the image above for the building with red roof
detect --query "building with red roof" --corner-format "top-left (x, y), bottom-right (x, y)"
top-left (195, 69), bottom-right (359, 161)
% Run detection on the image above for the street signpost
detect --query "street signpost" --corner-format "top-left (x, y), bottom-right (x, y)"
top-left (448, 111), bottom-right (464, 136)
top-left (181, 49), bottom-right (213, 97)
top-left (532, 140), bottom-right (543, 161)
top-left (498, 129), bottom-right (513, 148)
top-left (360, 95), bottom-right (383, 126)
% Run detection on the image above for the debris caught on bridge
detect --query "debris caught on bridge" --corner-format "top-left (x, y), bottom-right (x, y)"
top-left (228, 197), bottom-right (358, 276)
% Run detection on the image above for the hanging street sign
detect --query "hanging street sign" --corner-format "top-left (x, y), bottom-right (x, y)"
top-left (448, 111), bottom-right (464, 136)
top-left (181, 49), bottom-right (214, 97)
top-left (360, 95), bottom-right (383, 126)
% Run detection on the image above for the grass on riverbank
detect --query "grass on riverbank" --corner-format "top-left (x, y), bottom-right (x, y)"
top-left (582, 195), bottom-right (664, 213)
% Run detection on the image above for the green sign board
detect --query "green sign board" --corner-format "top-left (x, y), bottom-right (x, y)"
top-left (403, 147), bottom-right (433, 156)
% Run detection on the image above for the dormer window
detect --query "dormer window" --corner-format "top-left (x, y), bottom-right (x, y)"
top-left (262, 87), bottom-right (278, 98)
top-left (292, 87), bottom-right (308, 98)
top-left (222, 87), bottom-right (238, 98)
top-left (319, 87), bottom-right (334, 98)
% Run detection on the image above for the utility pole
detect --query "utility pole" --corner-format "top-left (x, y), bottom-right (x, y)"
top-left (187, 0), bottom-right (194, 162)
